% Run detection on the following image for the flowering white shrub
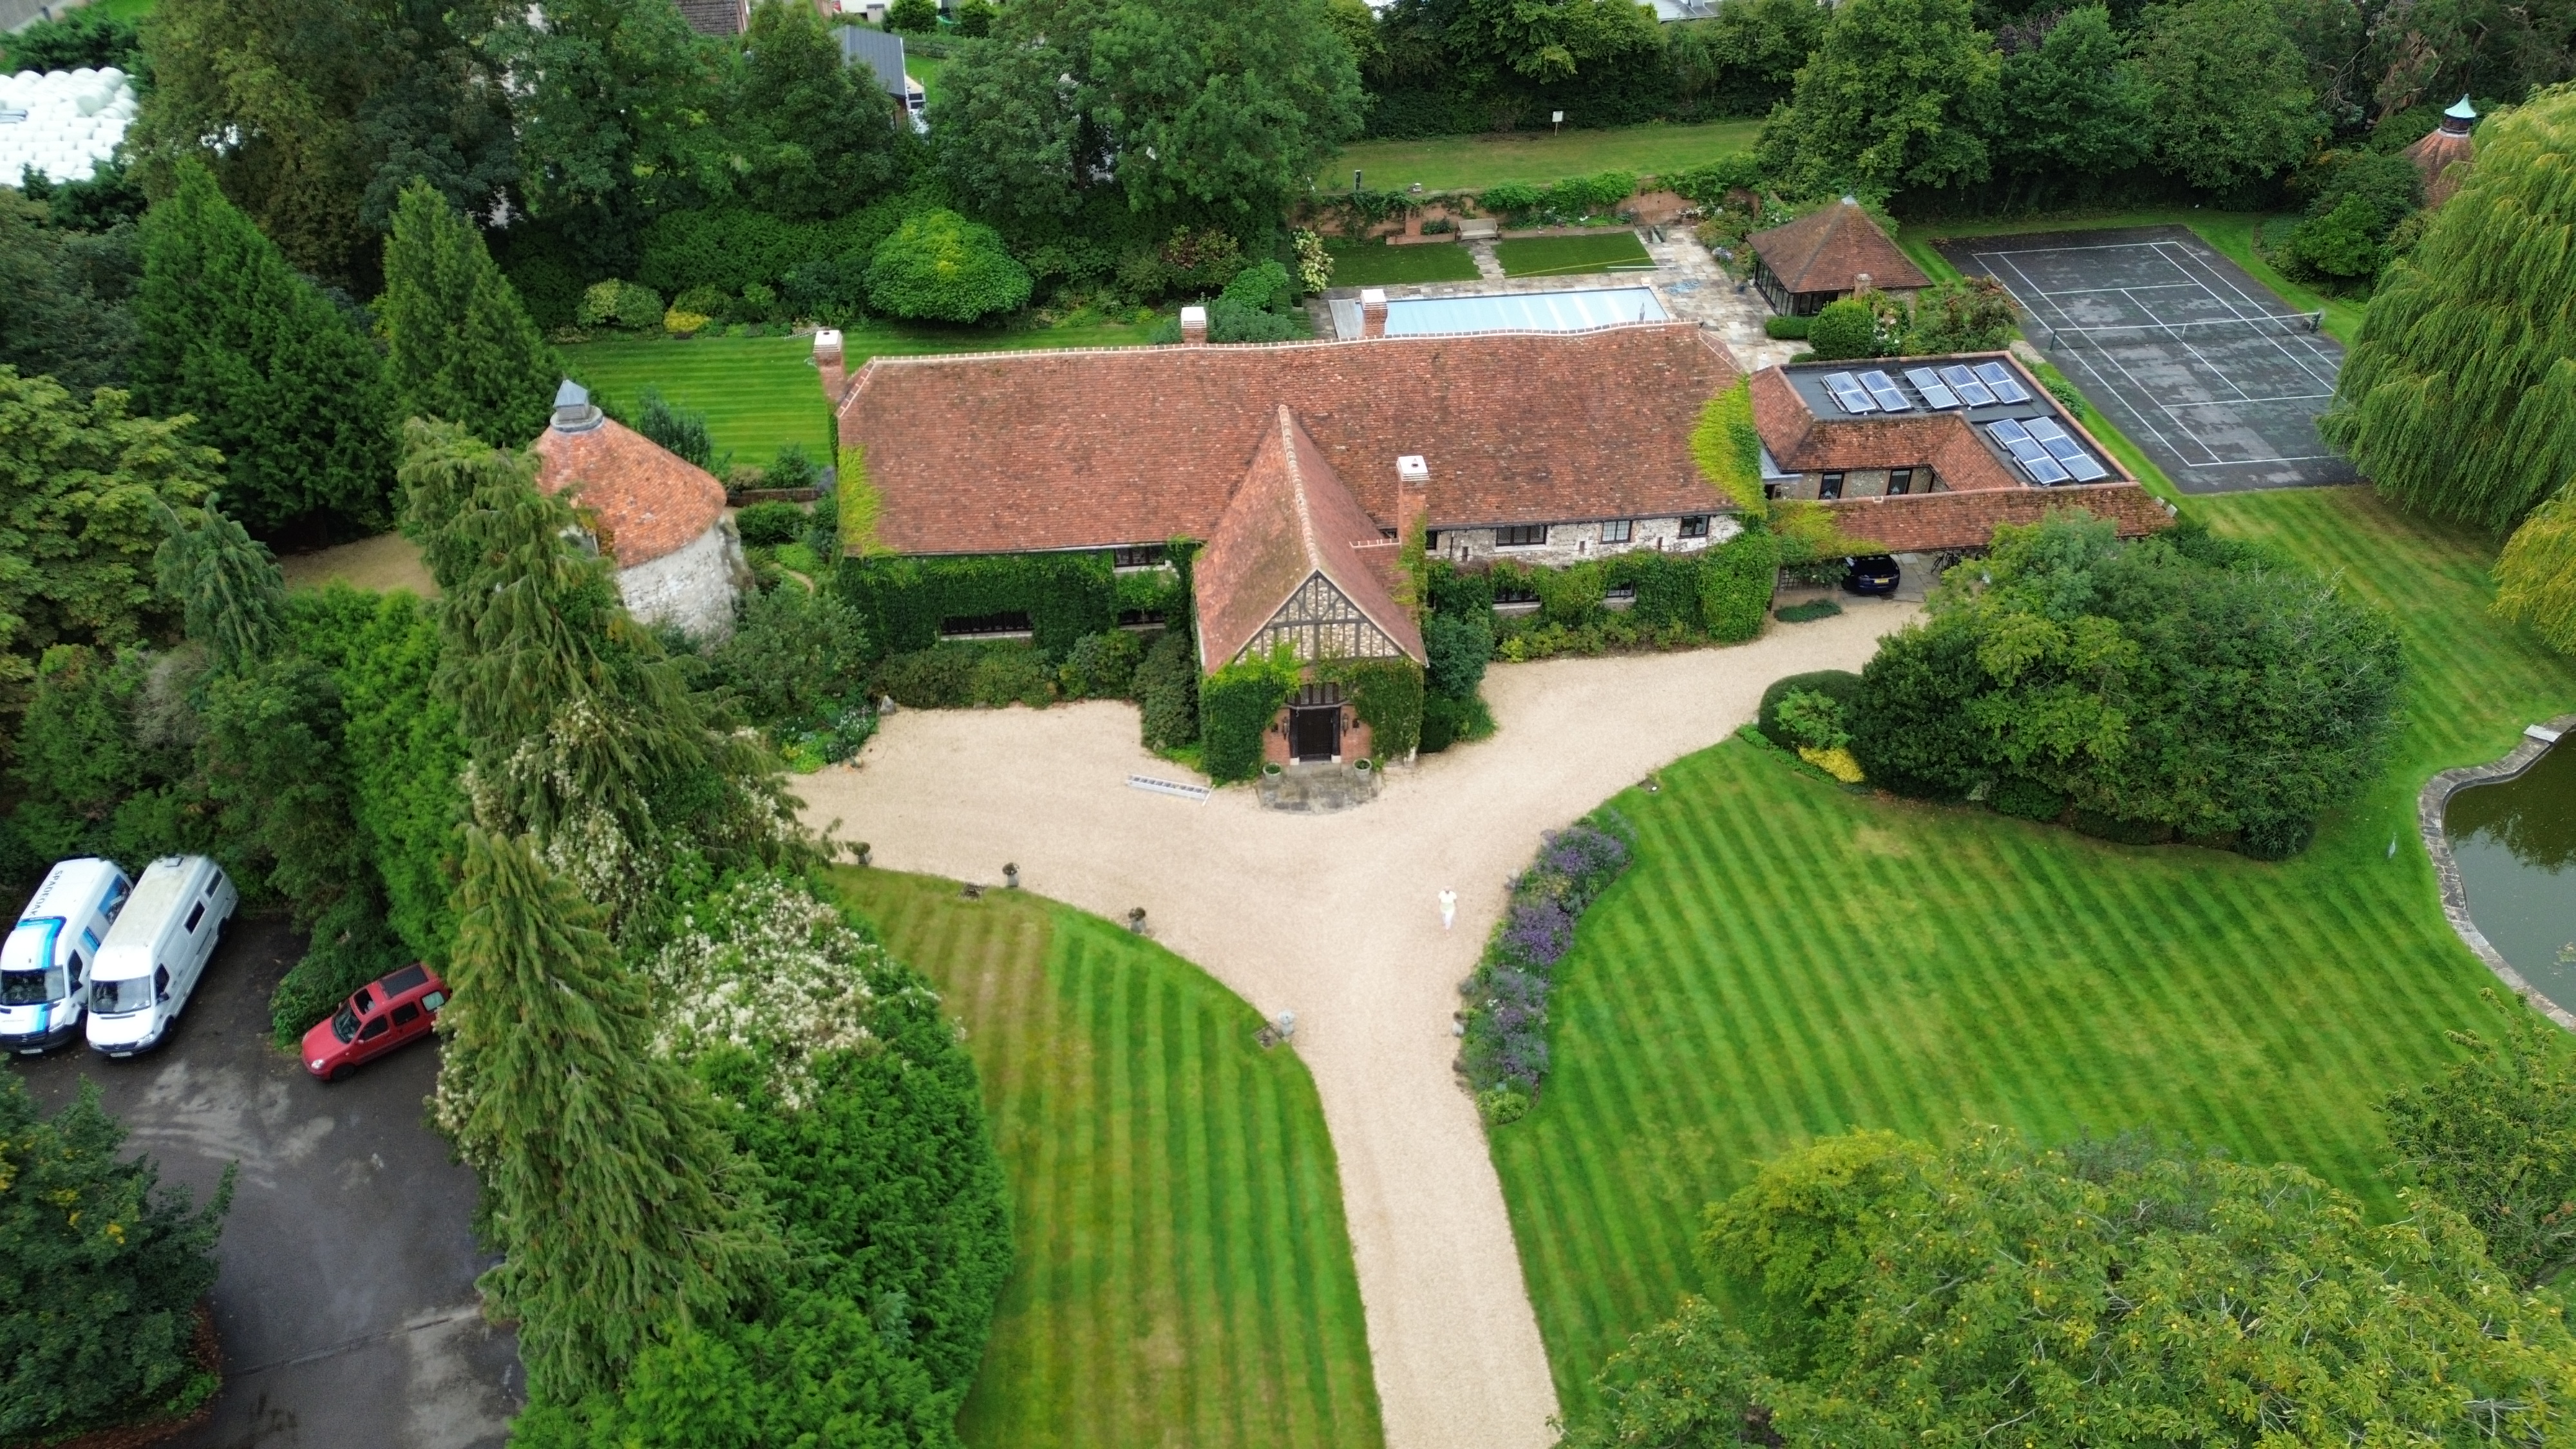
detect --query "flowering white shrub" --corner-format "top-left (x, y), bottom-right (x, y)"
top-left (1293, 229), bottom-right (1331, 294)
top-left (645, 876), bottom-right (883, 1109)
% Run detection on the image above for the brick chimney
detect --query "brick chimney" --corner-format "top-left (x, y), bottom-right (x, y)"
top-left (1179, 305), bottom-right (1209, 346)
top-left (1395, 453), bottom-right (1430, 545)
top-left (1360, 289), bottom-right (1388, 339)
top-left (814, 328), bottom-right (847, 404)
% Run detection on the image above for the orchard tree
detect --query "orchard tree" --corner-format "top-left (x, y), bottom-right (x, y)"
top-left (1757, 0), bottom-right (2002, 193)
top-left (0, 1078), bottom-right (231, 1444)
top-left (935, 0), bottom-right (1363, 224)
top-left (435, 827), bottom-right (782, 1400)
top-left (2130, 0), bottom-right (2321, 191)
top-left (1566, 1127), bottom-right (2576, 1448)
top-left (135, 159), bottom-right (400, 535)
top-left (380, 182), bottom-right (559, 448)
top-left (2326, 86), bottom-right (2576, 655)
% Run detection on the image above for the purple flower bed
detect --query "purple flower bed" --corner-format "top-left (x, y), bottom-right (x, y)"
top-left (1458, 815), bottom-right (1631, 1122)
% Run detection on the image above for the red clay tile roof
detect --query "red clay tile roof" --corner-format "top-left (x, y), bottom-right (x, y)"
top-left (1749, 200), bottom-right (1930, 296)
top-left (837, 325), bottom-right (1739, 556)
top-left (2403, 126), bottom-right (2475, 207)
top-left (1823, 484), bottom-right (2175, 553)
top-left (531, 416), bottom-right (728, 569)
top-left (1195, 408), bottom-right (1426, 670)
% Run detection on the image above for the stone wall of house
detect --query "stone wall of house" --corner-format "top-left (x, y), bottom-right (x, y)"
top-left (1772, 467), bottom-right (1945, 503)
top-left (1428, 512), bottom-right (1746, 568)
top-left (616, 521), bottom-right (743, 641)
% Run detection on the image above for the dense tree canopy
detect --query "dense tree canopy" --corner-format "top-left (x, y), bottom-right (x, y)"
top-left (2385, 1001), bottom-right (2576, 1289)
top-left (2130, 0), bottom-right (2321, 191)
top-left (1851, 511), bottom-right (2403, 858)
top-left (135, 160), bottom-right (399, 535)
top-left (2325, 86), bottom-right (2576, 652)
top-left (1992, 6), bottom-right (2151, 186)
top-left (0, 189), bottom-right (140, 395)
top-left (1757, 0), bottom-right (2001, 193)
top-left (1568, 1128), bottom-right (2576, 1448)
top-left (0, 1078), bottom-right (231, 1443)
top-left (0, 368), bottom-right (218, 715)
top-left (724, 0), bottom-right (908, 220)
top-left (133, 0), bottom-right (516, 287)
top-left (935, 0), bottom-right (1364, 224)
top-left (381, 184), bottom-right (558, 448)
top-left (866, 209), bottom-right (1034, 323)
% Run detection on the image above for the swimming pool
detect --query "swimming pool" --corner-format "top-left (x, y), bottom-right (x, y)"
top-left (1333, 287), bottom-right (1669, 339)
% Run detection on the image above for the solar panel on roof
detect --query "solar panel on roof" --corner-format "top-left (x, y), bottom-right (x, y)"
top-left (1859, 370), bottom-right (1913, 411)
top-left (2041, 436), bottom-right (2086, 463)
top-left (2022, 455), bottom-right (2072, 484)
top-left (1974, 361), bottom-right (2032, 403)
top-left (1985, 419), bottom-right (2031, 445)
top-left (1940, 365), bottom-right (1997, 406)
top-left (2023, 418), bottom-right (2070, 444)
top-left (2061, 453), bottom-right (2110, 482)
top-left (2008, 438), bottom-right (2052, 466)
top-left (1822, 372), bottom-right (1878, 413)
top-left (1904, 368), bottom-right (1962, 410)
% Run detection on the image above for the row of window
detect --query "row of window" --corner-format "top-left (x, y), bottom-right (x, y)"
top-left (1815, 468), bottom-right (1915, 502)
top-left (1454, 517), bottom-right (1709, 551)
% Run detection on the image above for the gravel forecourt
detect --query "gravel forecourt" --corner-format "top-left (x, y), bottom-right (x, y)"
top-left (794, 600), bottom-right (1916, 1449)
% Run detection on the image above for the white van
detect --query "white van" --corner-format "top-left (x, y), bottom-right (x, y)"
top-left (86, 855), bottom-right (235, 1058)
top-left (1, 857), bottom-right (131, 1054)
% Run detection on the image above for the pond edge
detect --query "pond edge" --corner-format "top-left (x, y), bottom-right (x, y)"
top-left (2417, 713), bottom-right (2576, 1032)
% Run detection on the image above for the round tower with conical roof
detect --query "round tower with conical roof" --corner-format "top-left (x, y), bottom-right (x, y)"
top-left (2405, 96), bottom-right (2478, 208)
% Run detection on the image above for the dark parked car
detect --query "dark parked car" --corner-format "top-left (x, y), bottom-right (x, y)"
top-left (1842, 554), bottom-right (1902, 596)
top-left (303, 963), bottom-right (446, 1081)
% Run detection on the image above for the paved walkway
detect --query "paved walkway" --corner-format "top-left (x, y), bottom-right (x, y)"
top-left (793, 602), bottom-right (1915, 1449)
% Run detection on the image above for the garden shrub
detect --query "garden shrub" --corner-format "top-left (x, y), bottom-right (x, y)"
top-left (1990, 773), bottom-right (2067, 822)
top-left (867, 210), bottom-right (1033, 323)
top-left (638, 201), bottom-right (913, 304)
top-left (1198, 647), bottom-right (1297, 782)
top-left (1423, 612), bottom-right (1492, 700)
top-left (1480, 181), bottom-right (1544, 218)
top-left (1903, 275), bottom-right (2018, 354)
top-left (764, 444), bottom-right (819, 493)
top-left (873, 647), bottom-right (979, 708)
top-left (967, 646), bottom-right (1056, 708)
top-left (1534, 560), bottom-right (1607, 625)
top-left (0, 1077), bottom-right (229, 1444)
top-left (1773, 597), bottom-right (1843, 623)
top-left (1764, 313), bottom-right (1811, 339)
top-left (1457, 817), bottom-right (1633, 1119)
top-left (1852, 512), bottom-right (2403, 858)
top-left (705, 583), bottom-right (875, 765)
top-left (1663, 154), bottom-right (1763, 206)
top-left (1057, 630), bottom-right (1142, 699)
top-left (576, 279), bottom-right (664, 330)
top-left (1770, 687), bottom-right (1851, 752)
top-left (1804, 297), bottom-right (1881, 360)
top-left (672, 284), bottom-right (732, 320)
top-left (736, 501), bottom-right (808, 547)
top-left (1420, 690), bottom-right (1495, 753)
top-left (1133, 630), bottom-right (1201, 750)
top-left (1757, 669), bottom-right (1862, 750)
top-left (632, 388), bottom-right (717, 472)
top-left (1604, 550), bottom-right (1707, 629)
top-left (662, 306), bottom-right (712, 336)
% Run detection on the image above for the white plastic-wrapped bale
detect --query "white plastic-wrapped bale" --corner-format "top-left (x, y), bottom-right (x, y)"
top-left (0, 66), bottom-right (139, 183)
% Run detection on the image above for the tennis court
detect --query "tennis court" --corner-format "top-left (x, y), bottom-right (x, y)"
top-left (1935, 226), bottom-right (2358, 492)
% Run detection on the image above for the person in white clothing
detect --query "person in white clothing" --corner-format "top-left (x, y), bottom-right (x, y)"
top-left (1438, 888), bottom-right (1457, 930)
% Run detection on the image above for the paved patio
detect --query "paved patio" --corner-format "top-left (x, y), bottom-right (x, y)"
top-left (793, 601), bottom-right (1916, 1449)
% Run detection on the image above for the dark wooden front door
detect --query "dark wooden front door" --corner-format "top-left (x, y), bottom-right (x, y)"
top-left (1289, 705), bottom-right (1340, 762)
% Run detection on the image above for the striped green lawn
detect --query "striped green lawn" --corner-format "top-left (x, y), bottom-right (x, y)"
top-left (1495, 484), bottom-right (2576, 1419)
top-left (829, 869), bottom-right (1383, 1449)
top-left (562, 318), bottom-right (1160, 466)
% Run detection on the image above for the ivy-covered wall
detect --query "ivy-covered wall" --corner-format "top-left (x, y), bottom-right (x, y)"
top-left (1320, 657), bottom-right (1425, 760)
top-left (837, 545), bottom-right (1193, 660)
top-left (1200, 647), bottom-right (1298, 782)
top-left (1426, 528), bottom-right (1778, 646)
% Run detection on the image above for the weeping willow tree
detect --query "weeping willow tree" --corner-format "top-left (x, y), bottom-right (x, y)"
top-left (2320, 86), bottom-right (2576, 535)
top-left (2498, 492), bottom-right (2576, 650)
top-left (436, 826), bottom-right (781, 1400)
top-left (393, 419), bottom-right (795, 926)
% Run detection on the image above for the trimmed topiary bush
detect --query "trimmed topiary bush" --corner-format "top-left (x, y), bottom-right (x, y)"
top-left (866, 209), bottom-right (1033, 324)
top-left (1804, 297), bottom-right (1880, 360)
top-left (1757, 669), bottom-right (1863, 750)
top-left (1764, 313), bottom-right (1811, 340)
top-left (1134, 630), bottom-right (1202, 751)
top-left (735, 501), bottom-right (807, 547)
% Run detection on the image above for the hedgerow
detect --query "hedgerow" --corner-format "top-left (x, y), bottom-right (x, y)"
top-left (1457, 815), bottom-right (1634, 1125)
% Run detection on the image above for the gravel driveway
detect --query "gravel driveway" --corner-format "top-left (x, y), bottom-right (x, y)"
top-left (793, 600), bottom-right (1917, 1449)
top-left (5, 914), bottom-right (519, 1449)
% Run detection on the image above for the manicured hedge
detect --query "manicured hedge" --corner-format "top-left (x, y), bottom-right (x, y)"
top-left (1756, 669), bottom-right (1863, 750)
top-left (637, 202), bottom-right (910, 305)
top-left (1698, 529), bottom-right (1781, 642)
top-left (838, 549), bottom-right (1191, 662)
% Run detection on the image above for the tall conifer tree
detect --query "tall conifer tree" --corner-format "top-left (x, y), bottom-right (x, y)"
top-left (381, 183), bottom-right (558, 447)
top-left (134, 158), bottom-right (399, 535)
top-left (151, 495), bottom-right (289, 668)
top-left (2323, 87), bottom-right (2576, 535)
top-left (435, 827), bottom-right (779, 1400)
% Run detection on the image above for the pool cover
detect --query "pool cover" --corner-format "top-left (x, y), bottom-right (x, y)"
top-left (1383, 287), bottom-right (1667, 336)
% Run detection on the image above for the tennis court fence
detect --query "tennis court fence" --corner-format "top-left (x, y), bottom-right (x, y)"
top-left (2027, 310), bottom-right (2326, 351)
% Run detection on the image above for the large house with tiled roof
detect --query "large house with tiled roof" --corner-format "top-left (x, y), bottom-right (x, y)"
top-left (534, 381), bottom-right (745, 640)
top-left (1748, 198), bottom-right (1930, 316)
